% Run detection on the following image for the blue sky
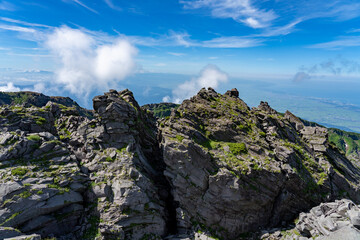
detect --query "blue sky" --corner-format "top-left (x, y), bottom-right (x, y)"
top-left (1, 0), bottom-right (360, 73)
top-left (1, 0), bottom-right (360, 131)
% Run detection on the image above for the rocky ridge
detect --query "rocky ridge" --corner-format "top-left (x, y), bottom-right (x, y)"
top-left (0, 88), bottom-right (359, 239)
top-left (159, 87), bottom-right (360, 239)
top-left (0, 91), bottom-right (92, 118)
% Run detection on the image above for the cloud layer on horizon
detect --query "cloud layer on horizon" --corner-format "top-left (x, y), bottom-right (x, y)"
top-left (293, 56), bottom-right (360, 82)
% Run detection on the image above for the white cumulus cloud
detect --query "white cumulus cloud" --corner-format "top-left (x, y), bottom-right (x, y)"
top-left (46, 26), bottom-right (138, 97)
top-left (0, 82), bottom-right (21, 92)
top-left (23, 83), bottom-right (46, 92)
top-left (164, 64), bottom-right (228, 104)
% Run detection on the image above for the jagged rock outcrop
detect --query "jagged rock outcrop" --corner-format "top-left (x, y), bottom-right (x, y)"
top-left (262, 199), bottom-right (360, 240)
top-left (65, 89), bottom-right (172, 239)
top-left (0, 89), bottom-right (173, 239)
top-left (159, 87), bottom-right (360, 239)
top-left (296, 199), bottom-right (360, 239)
top-left (0, 103), bottom-right (88, 239)
top-left (0, 88), bottom-right (360, 240)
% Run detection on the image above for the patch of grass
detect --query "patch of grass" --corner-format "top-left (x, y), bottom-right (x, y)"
top-left (82, 215), bottom-right (101, 239)
top-left (259, 131), bottom-right (266, 137)
top-left (27, 135), bottom-right (41, 141)
top-left (35, 117), bottom-right (46, 125)
top-left (105, 156), bottom-right (114, 162)
top-left (0, 211), bottom-right (22, 226)
top-left (18, 190), bottom-right (31, 198)
top-left (228, 142), bottom-right (247, 155)
top-left (116, 146), bottom-right (127, 154)
top-left (194, 137), bottom-right (219, 150)
top-left (11, 167), bottom-right (28, 176)
top-left (47, 184), bottom-right (70, 195)
top-left (237, 124), bottom-right (249, 132)
top-left (317, 172), bottom-right (327, 185)
top-left (176, 135), bottom-right (184, 142)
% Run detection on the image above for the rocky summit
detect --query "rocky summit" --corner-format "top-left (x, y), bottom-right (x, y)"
top-left (0, 88), bottom-right (359, 240)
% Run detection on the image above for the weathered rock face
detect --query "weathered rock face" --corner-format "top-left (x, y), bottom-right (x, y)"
top-left (159, 87), bottom-right (360, 239)
top-left (0, 104), bottom-right (88, 239)
top-left (0, 89), bottom-right (173, 239)
top-left (66, 89), bottom-right (170, 239)
top-left (0, 87), bottom-right (360, 240)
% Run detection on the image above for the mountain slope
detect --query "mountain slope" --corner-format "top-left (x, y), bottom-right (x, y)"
top-left (328, 128), bottom-right (360, 164)
top-left (0, 91), bottom-right (93, 118)
top-left (0, 88), bottom-right (359, 240)
top-left (159, 88), bottom-right (360, 239)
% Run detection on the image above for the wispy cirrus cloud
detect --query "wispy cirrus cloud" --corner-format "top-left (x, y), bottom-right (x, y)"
top-left (180, 0), bottom-right (277, 29)
top-left (125, 31), bottom-right (263, 48)
top-left (0, 18), bottom-right (52, 42)
top-left (325, 2), bottom-right (360, 21)
top-left (309, 36), bottom-right (360, 50)
top-left (0, 16), bottom-right (263, 49)
top-left (73, 0), bottom-right (98, 14)
top-left (202, 36), bottom-right (263, 48)
top-left (0, 25), bottom-right (36, 33)
top-left (255, 19), bottom-right (302, 37)
top-left (167, 52), bottom-right (186, 56)
top-left (0, 17), bottom-right (51, 28)
top-left (104, 0), bottom-right (122, 11)
top-left (62, 0), bottom-right (99, 14)
top-left (180, 0), bottom-right (360, 38)
top-left (0, 1), bottom-right (15, 11)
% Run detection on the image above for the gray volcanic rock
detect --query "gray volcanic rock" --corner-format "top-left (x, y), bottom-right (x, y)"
top-left (0, 87), bottom-right (360, 240)
top-left (159, 87), bottom-right (360, 239)
top-left (0, 106), bottom-right (88, 238)
top-left (66, 89), bottom-right (170, 239)
top-left (262, 199), bottom-right (360, 240)
top-left (296, 199), bottom-right (360, 239)
top-left (0, 89), bottom-right (171, 240)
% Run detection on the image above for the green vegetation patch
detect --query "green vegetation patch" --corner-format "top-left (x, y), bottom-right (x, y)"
top-left (35, 117), bottom-right (46, 125)
top-left (27, 135), bottom-right (41, 141)
top-left (328, 128), bottom-right (360, 157)
top-left (82, 215), bottom-right (101, 239)
top-left (227, 142), bottom-right (247, 155)
top-left (143, 103), bottom-right (179, 118)
top-left (176, 135), bottom-right (184, 142)
top-left (11, 167), bottom-right (28, 176)
top-left (0, 211), bottom-right (22, 226)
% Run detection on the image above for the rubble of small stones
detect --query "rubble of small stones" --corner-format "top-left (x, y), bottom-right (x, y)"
top-left (0, 88), bottom-right (359, 240)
